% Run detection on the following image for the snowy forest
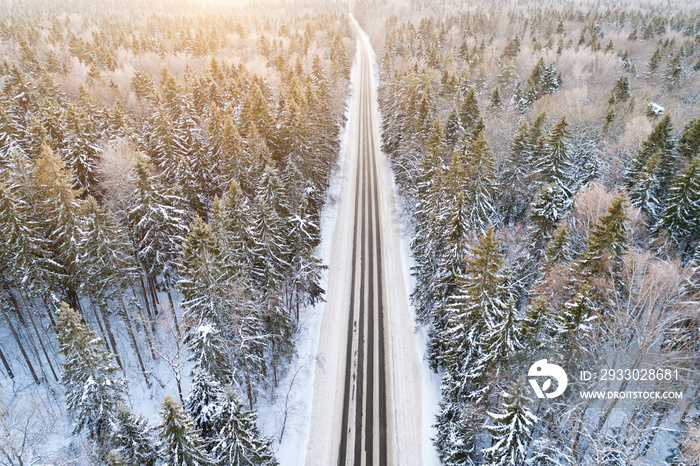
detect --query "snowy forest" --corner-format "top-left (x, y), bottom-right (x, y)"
top-left (1, 0), bottom-right (699, 464)
top-left (358, 0), bottom-right (700, 464)
top-left (0, 0), bottom-right (351, 463)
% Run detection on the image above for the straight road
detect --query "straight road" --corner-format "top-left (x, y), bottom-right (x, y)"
top-left (335, 29), bottom-right (388, 466)
top-left (306, 18), bottom-right (423, 466)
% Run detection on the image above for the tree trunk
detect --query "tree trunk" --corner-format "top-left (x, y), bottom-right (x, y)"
top-left (98, 303), bottom-right (123, 371)
top-left (570, 405), bottom-right (588, 460)
top-left (0, 343), bottom-right (13, 379)
top-left (1, 306), bottom-right (39, 384)
top-left (118, 295), bottom-right (151, 388)
top-left (243, 354), bottom-right (254, 410)
top-left (129, 284), bottom-right (157, 360)
top-left (3, 282), bottom-right (26, 325)
top-left (166, 290), bottom-right (180, 335)
top-left (138, 275), bottom-right (154, 321)
top-left (40, 295), bottom-right (57, 327)
top-left (87, 295), bottom-right (111, 353)
top-left (147, 277), bottom-right (160, 314)
top-left (18, 290), bottom-right (58, 382)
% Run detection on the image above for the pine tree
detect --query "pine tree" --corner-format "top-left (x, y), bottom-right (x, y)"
top-left (462, 129), bottom-right (496, 232)
top-left (110, 405), bottom-right (158, 466)
top-left (677, 117), bottom-right (700, 161)
top-left (159, 395), bottom-right (213, 466)
top-left (627, 114), bottom-right (677, 223)
top-left (554, 285), bottom-right (597, 351)
top-left (442, 225), bottom-right (510, 387)
top-left (660, 155), bottom-right (700, 260)
top-left (540, 224), bottom-right (572, 273)
top-left (211, 387), bottom-right (277, 466)
top-left (482, 376), bottom-right (538, 466)
top-left (33, 146), bottom-right (84, 311)
top-left (55, 302), bottom-right (126, 444)
top-left (578, 193), bottom-right (630, 287)
top-left (528, 183), bottom-right (571, 255)
top-left (539, 116), bottom-right (573, 195)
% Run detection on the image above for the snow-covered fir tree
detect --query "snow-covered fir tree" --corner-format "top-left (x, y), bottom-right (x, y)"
top-left (660, 155), bottom-right (700, 261)
top-left (159, 395), bottom-right (213, 466)
top-left (110, 404), bottom-right (158, 466)
top-left (55, 302), bottom-right (126, 445)
top-left (482, 376), bottom-right (538, 466)
top-left (211, 386), bottom-right (277, 466)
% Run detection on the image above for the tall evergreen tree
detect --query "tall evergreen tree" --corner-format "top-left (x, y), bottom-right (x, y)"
top-left (578, 193), bottom-right (630, 288)
top-left (482, 376), bottom-right (538, 466)
top-left (660, 155), bottom-right (700, 260)
top-left (33, 146), bottom-right (84, 310)
top-left (55, 302), bottom-right (126, 444)
top-left (462, 129), bottom-right (496, 232)
top-left (538, 115), bottom-right (573, 195)
top-left (677, 117), bottom-right (700, 161)
top-left (211, 387), bottom-right (277, 466)
top-left (159, 395), bottom-right (213, 466)
top-left (627, 115), bottom-right (677, 223)
top-left (128, 155), bottom-right (188, 295)
top-left (110, 405), bottom-right (158, 466)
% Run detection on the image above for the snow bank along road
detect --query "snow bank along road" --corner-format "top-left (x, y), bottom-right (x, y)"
top-left (306, 20), bottom-right (423, 466)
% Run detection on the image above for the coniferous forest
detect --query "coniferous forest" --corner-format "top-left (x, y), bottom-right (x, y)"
top-left (1, 0), bottom-right (699, 464)
top-left (357, 0), bottom-right (700, 464)
top-left (0, 0), bottom-right (351, 463)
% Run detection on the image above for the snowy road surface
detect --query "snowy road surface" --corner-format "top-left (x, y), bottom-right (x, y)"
top-left (306, 19), bottom-right (423, 466)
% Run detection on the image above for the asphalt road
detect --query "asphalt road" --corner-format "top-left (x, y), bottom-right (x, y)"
top-left (336, 34), bottom-right (388, 466)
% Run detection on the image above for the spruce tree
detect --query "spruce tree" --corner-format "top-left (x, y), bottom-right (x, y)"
top-left (110, 405), bottom-right (158, 466)
top-left (33, 146), bottom-right (84, 310)
top-left (442, 225), bottom-right (510, 388)
top-left (627, 114), bottom-right (677, 223)
top-left (578, 193), bottom-right (630, 289)
top-left (528, 183), bottom-right (571, 256)
top-left (612, 75), bottom-right (631, 101)
top-left (128, 155), bottom-right (188, 294)
top-left (660, 155), bottom-right (700, 260)
top-left (462, 129), bottom-right (496, 232)
top-left (520, 296), bottom-right (551, 349)
top-left (158, 395), bottom-right (213, 466)
top-left (554, 285), bottom-right (597, 351)
top-left (677, 117), bottom-right (700, 161)
top-left (539, 115), bottom-right (573, 195)
top-left (500, 121), bottom-right (534, 224)
top-left (55, 302), bottom-right (126, 444)
top-left (211, 387), bottom-right (277, 466)
top-left (482, 376), bottom-right (538, 466)
top-left (540, 224), bottom-right (572, 273)
top-left (186, 367), bottom-right (224, 440)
